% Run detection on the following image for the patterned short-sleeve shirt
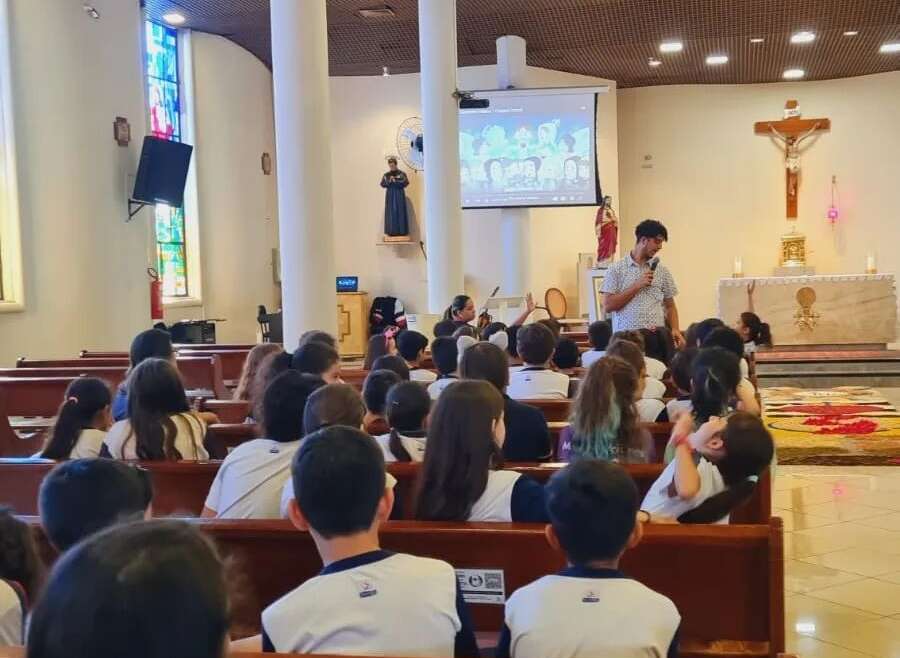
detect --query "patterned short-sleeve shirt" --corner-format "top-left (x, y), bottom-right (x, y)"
top-left (601, 253), bottom-right (678, 332)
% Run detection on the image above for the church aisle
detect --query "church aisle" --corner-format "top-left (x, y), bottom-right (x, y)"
top-left (775, 464), bottom-right (900, 657)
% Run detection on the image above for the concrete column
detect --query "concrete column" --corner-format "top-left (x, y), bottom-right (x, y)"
top-left (419, 0), bottom-right (464, 313)
top-left (270, 0), bottom-right (337, 344)
top-left (497, 35), bottom-right (532, 298)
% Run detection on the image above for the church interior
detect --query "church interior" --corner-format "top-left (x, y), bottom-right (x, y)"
top-left (1, 1), bottom-right (900, 657)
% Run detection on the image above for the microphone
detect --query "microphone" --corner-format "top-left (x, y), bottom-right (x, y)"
top-left (649, 257), bottom-right (660, 272)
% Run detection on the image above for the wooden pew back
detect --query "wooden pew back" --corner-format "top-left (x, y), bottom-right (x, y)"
top-left (177, 350), bottom-right (249, 386)
top-left (0, 377), bottom-right (78, 417)
top-left (0, 367), bottom-right (127, 389)
top-left (18, 358), bottom-right (128, 368)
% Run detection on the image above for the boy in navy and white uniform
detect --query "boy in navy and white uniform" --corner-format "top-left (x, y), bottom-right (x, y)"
top-left (398, 330), bottom-right (438, 384)
top-left (497, 459), bottom-right (680, 658)
top-left (260, 426), bottom-right (478, 657)
top-left (507, 323), bottom-right (569, 400)
top-left (426, 337), bottom-right (460, 400)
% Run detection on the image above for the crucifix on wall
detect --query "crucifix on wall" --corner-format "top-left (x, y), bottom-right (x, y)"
top-left (754, 100), bottom-right (830, 219)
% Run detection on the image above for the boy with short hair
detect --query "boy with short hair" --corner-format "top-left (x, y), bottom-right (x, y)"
top-left (291, 341), bottom-right (342, 384)
top-left (262, 426), bottom-right (478, 657)
top-left (497, 460), bottom-right (680, 658)
top-left (397, 330), bottom-right (437, 384)
top-left (426, 337), bottom-right (459, 400)
top-left (507, 323), bottom-right (569, 400)
top-left (363, 369), bottom-right (403, 435)
top-left (39, 459), bottom-right (153, 551)
top-left (581, 321), bottom-right (611, 369)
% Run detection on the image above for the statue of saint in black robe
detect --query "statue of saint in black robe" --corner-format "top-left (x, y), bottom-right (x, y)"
top-left (380, 168), bottom-right (410, 236)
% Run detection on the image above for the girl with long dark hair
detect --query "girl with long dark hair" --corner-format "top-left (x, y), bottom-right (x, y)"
top-left (40, 378), bottom-right (112, 460)
top-left (376, 381), bottom-right (430, 462)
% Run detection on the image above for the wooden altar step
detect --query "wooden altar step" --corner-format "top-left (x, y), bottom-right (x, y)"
top-left (756, 348), bottom-right (900, 388)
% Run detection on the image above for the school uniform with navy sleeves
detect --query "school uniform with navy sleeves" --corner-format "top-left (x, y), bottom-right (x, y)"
top-left (261, 550), bottom-right (478, 657)
top-left (427, 374), bottom-right (458, 400)
top-left (507, 367), bottom-right (569, 400)
top-left (641, 455), bottom-right (729, 523)
top-left (469, 470), bottom-right (548, 522)
top-left (496, 566), bottom-right (680, 658)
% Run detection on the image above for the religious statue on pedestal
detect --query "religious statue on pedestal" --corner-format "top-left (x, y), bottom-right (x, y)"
top-left (380, 156), bottom-right (410, 238)
top-left (595, 195), bottom-right (618, 264)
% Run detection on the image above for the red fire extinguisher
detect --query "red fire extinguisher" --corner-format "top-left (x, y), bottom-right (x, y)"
top-left (148, 268), bottom-right (164, 321)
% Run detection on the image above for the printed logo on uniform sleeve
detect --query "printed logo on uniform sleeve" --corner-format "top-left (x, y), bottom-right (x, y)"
top-left (581, 590), bottom-right (600, 603)
top-left (358, 581), bottom-right (378, 599)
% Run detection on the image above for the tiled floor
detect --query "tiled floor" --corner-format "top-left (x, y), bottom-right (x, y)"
top-left (775, 464), bottom-right (900, 657)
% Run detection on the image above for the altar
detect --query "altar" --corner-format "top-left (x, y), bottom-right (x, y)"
top-left (718, 274), bottom-right (898, 347)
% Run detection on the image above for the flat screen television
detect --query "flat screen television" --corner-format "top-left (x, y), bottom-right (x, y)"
top-left (132, 136), bottom-right (193, 208)
top-left (459, 88), bottom-right (602, 209)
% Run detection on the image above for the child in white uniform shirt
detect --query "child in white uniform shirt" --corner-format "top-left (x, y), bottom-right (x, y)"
top-left (606, 339), bottom-right (667, 423)
top-left (507, 323), bottom-right (569, 400)
top-left (0, 511), bottom-right (42, 647)
top-left (580, 320), bottom-right (611, 369)
top-left (0, 579), bottom-right (24, 647)
top-left (398, 330), bottom-right (438, 384)
top-left (643, 411), bottom-right (773, 524)
top-left (498, 460), bottom-right (680, 658)
top-left (377, 381), bottom-right (430, 462)
top-left (39, 377), bottom-right (112, 460)
top-left (701, 327), bottom-right (761, 416)
top-left (415, 381), bottom-right (548, 523)
top-left (426, 336), bottom-right (460, 400)
top-left (259, 426), bottom-right (478, 657)
top-left (102, 359), bottom-right (209, 461)
top-left (204, 371), bottom-right (325, 519)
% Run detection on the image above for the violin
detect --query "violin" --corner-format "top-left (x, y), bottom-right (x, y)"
top-left (477, 286), bottom-right (500, 331)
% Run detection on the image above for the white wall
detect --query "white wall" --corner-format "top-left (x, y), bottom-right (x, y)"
top-left (0, 0), bottom-right (148, 365)
top-left (165, 33), bottom-right (280, 342)
top-left (329, 65), bottom-right (618, 313)
top-left (617, 72), bottom-right (900, 325)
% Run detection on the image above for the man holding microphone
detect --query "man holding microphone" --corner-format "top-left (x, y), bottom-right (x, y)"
top-left (601, 219), bottom-right (685, 348)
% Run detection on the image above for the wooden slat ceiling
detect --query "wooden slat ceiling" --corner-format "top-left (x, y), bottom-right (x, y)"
top-left (142, 0), bottom-right (900, 87)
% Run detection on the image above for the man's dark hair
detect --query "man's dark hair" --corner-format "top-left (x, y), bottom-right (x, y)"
top-left (587, 321), bottom-right (612, 350)
top-left (39, 459), bottom-right (153, 551)
top-left (459, 341), bottom-right (509, 392)
top-left (291, 341), bottom-right (339, 377)
top-left (516, 323), bottom-right (556, 365)
top-left (430, 337), bottom-right (458, 376)
top-left (553, 338), bottom-right (580, 370)
top-left (702, 326), bottom-right (746, 360)
top-left (292, 426), bottom-right (386, 538)
top-left (371, 355), bottom-right (410, 380)
top-left (397, 330), bottom-right (429, 363)
top-left (362, 369), bottom-right (403, 414)
top-left (262, 371), bottom-right (325, 443)
top-left (546, 460), bottom-right (639, 563)
top-left (432, 320), bottom-right (457, 338)
top-left (635, 219), bottom-right (668, 242)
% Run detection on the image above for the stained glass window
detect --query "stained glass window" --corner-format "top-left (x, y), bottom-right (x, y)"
top-left (144, 21), bottom-right (188, 297)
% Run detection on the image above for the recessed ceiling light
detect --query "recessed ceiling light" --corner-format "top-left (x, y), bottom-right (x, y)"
top-left (706, 54), bottom-right (729, 65)
top-left (790, 31), bottom-right (816, 44)
top-left (659, 41), bottom-right (683, 53)
top-left (880, 42), bottom-right (900, 53)
top-left (648, 58), bottom-right (662, 67)
top-left (843, 30), bottom-right (859, 36)
top-left (783, 68), bottom-right (805, 79)
top-left (162, 12), bottom-right (186, 25)
top-left (749, 37), bottom-right (764, 44)
top-left (382, 65), bottom-right (391, 77)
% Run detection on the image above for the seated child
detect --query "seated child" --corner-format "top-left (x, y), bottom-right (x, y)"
top-left (39, 459), bottom-right (153, 551)
top-left (605, 339), bottom-right (666, 422)
top-left (39, 378), bottom-right (112, 460)
top-left (702, 327), bottom-right (760, 414)
top-left (415, 381), bottom-right (548, 522)
top-left (432, 319), bottom-right (458, 338)
top-left (377, 382), bottom-right (430, 462)
top-left (507, 323), bottom-right (569, 400)
top-left (103, 358), bottom-right (209, 461)
top-left (299, 330), bottom-right (338, 349)
top-left (558, 357), bottom-right (654, 463)
top-left (460, 342), bottom-right (551, 462)
top-left (0, 509), bottom-right (44, 646)
top-left (261, 426), bottom-right (478, 657)
top-left (639, 328), bottom-right (671, 379)
top-left (552, 338), bottom-right (581, 376)
top-left (112, 328), bottom-right (175, 421)
top-left (27, 520), bottom-right (230, 658)
top-left (426, 337), bottom-right (460, 400)
top-left (497, 460), bottom-right (680, 658)
top-left (234, 343), bottom-right (283, 401)
top-left (612, 330), bottom-right (668, 387)
top-left (643, 411), bottom-right (774, 523)
top-left (292, 341), bottom-right (342, 384)
top-left (737, 311), bottom-right (772, 355)
top-left (397, 330), bottom-right (437, 383)
top-left (666, 347), bottom-right (697, 421)
top-left (580, 320), bottom-right (611, 368)
top-left (363, 369), bottom-right (403, 435)
top-left (371, 355), bottom-right (411, 381)
top-left (250, 351), bottom-right (293, 420)
top-left (204, 371), bottom-right (325, 519)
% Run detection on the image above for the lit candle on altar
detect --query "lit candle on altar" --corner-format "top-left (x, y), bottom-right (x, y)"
top-left (866, 254), bottom-right (877, 274)
top-left (733, 257), bottom-right (743, 278)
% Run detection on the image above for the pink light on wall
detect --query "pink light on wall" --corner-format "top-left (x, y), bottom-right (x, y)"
top-left (827, 175), bottom-right (840, 226)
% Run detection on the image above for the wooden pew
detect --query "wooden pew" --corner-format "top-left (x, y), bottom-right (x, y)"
top-left (205, 423), bottom-right (260, 459)
top-left (0, 377), bottom-right (78, 417)
top-left (175, 343), bottom-right (260, 351)
top-left (79, 350), bottom-right (128, 358)
top-left (18, 357), bottom-right (128, 368)
top-left (180, 350), bottom-right (249, 387)
top-left (0, 393), bottom-right (44, 457)
top-left (202, 399), bottom-right (252, 424)
top-left (22, 517), bottom-right (784, 656)
top-left (0, 367), bottom-right (127, 389)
